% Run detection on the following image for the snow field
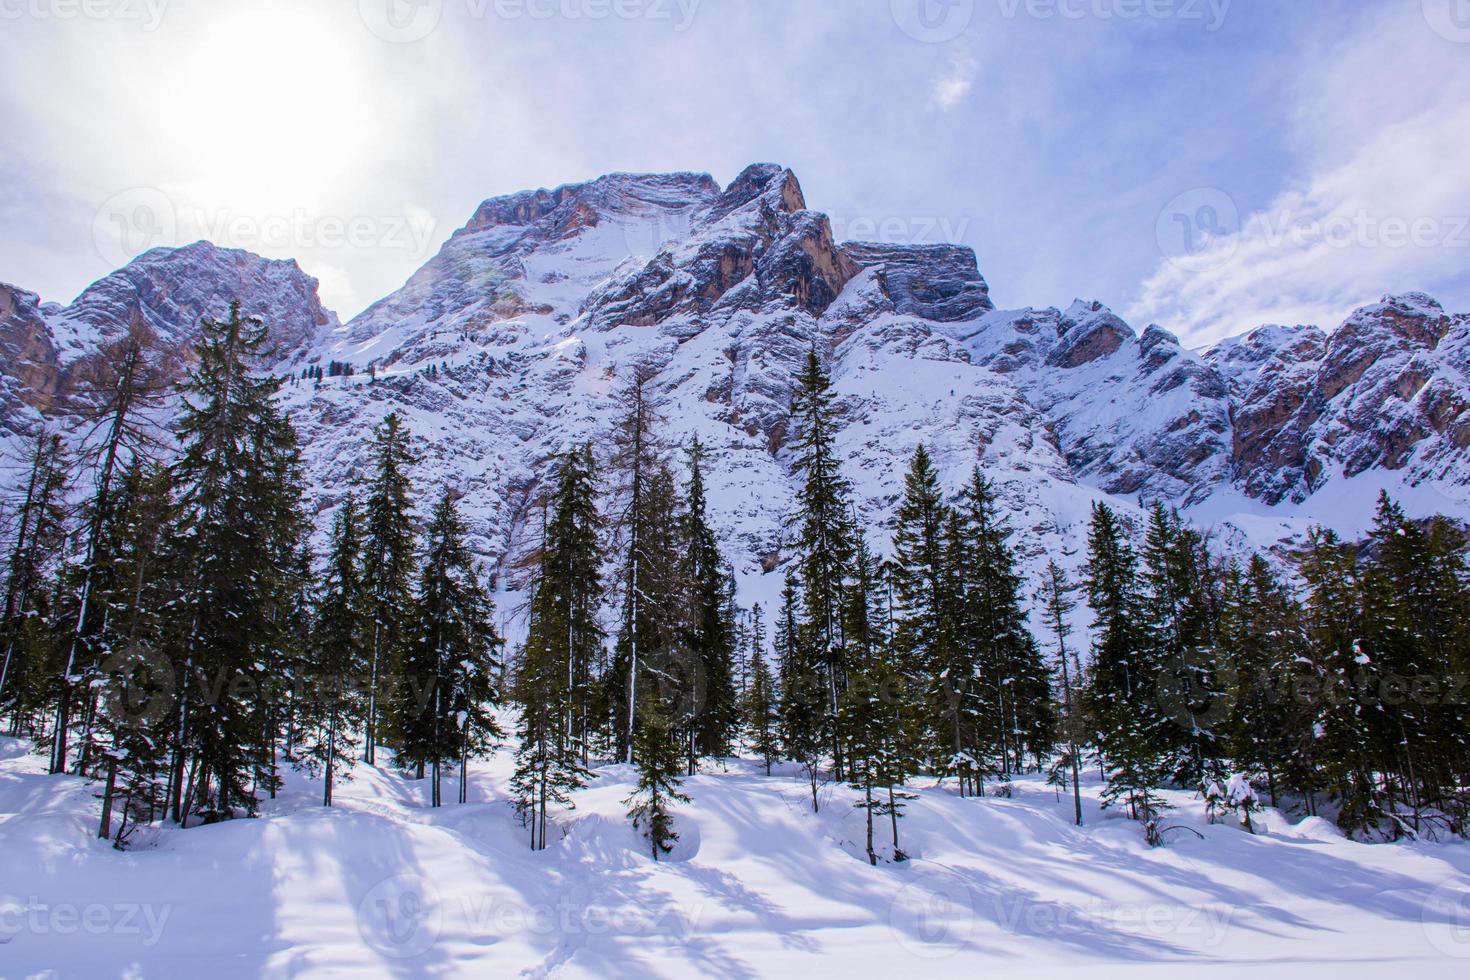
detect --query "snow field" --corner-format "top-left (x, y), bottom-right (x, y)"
top-left (4, 734), bottom-right (1470, 977)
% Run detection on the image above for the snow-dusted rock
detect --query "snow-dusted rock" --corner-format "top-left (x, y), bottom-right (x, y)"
top-left (5, 166), bottom-right (1469, 611)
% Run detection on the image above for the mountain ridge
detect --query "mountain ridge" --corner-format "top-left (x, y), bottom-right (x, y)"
top-left (3, 163), bottom-right (1467, 615)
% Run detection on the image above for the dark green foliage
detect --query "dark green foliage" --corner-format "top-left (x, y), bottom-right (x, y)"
top-left (361, 413), bottom-right (419, 766)
top-left (166, 302), bottom-right (307, 824)
top-left (681, 438), bottom-right (738, 763)
top-left (390, 489), bottom-right (503, 807)
top-left (298, 496), bottom-right (371, 807)
top-left (788, 349), bottom-right (857, 777)
top-left (624, 699), bottom-right (690, 861)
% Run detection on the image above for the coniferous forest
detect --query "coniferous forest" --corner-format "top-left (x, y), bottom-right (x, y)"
top-left (3, 310), bottom-right (1470, 860)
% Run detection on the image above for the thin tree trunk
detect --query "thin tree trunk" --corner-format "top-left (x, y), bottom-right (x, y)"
top-left (865, 781), bottom-right (876, 866)
top-left (98, 757), bottom-right (118, 839)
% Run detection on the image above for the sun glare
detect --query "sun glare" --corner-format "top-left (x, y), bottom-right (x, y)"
top-left (162, 4), bottom-right (371, 215)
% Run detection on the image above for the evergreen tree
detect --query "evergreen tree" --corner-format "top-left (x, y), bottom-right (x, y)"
top-left (776, 571), bottom-right (824, 810)
top-left (361, 412), bottom-right (418, 766)
top-left (0, 429), bottom-right (71, 731)
top-left (1217, 555), bottom-right (1315, 810)
top-left (166, 302), bottom-right (306, 824)
top-left (510, 448), bottom-right (602, 849)
top-left (843, 532), bottom-right (916, 863)
top-left (391, 489), bottom-right (503, 807)
top-left (48, 323), bottom-right (171, 775)
top-left (607, 368), bottom-right (681, 762)
top-left (299, 497), bottom-right (370, 806)
top-left (1299, 526), bottom-right (1383, 836)
top-left (889, 446), bottom-right (957, 781)
top-left (90, 460), bottom-right (175, 844)
top-left (788, 348), bottom-right (856, 778)
top-left (624, 698), bottom-right (690, 861)
top-left (1358, 493), bottom-right (1470, 837)
top-left (1040, 559), bottom-right (1084, 826)
top-left (953, 469), bottom-right (1053, 784)
top-left (681, 437), bottom-right (738, 763)
top-left (541, 443), bottom-right (605, 767)
top-left (743, 629), bottom-right (780, 775)
top-left (1139, 502), bottom-right (1224, 785)
top-left (1084, 502), bottom-right (1170, 821)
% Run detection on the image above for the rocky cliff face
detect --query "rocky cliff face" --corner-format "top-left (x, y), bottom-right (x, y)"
top-left (0, 242), bottom-right (337, 439)
top-left (0, 285), bottom-right (61, 434)
top-left (956, 300), bottom-right (1233, 503)
top-left (1208, 294), bottom-right (1470, 504)
top-left (5, 165), bottom-right (1468, 605)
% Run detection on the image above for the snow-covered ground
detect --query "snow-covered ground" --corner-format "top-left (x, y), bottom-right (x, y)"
top-left (3, 734), bottom-right (1469, 978)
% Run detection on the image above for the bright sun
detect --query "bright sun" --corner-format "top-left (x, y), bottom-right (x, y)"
top-left (160, 3), bottom-right (372, 215)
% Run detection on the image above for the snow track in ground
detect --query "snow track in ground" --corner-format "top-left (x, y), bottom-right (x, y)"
top-left (3, 736), bottom-right (1469, 977)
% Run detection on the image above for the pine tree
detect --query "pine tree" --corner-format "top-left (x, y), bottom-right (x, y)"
top-left (1299, 525), bottom-right (1382, 834)
top-left (843, 532), bottom-right (916, 863)
top-left (776, 571), bottom-right (824, 810)
top-left (90, 460), bottom-right (175, 844)
top-left (1357, 493), bottom-right (1470, 837)
top-left (0, 429), bottom-right (71, 731)
top-left (1084, 502), bottom-right (1170, 821)
top-left (788, 348), bottom-right (856, 778)
top-left (361, 412), bottom-right (418, 766)
top-left (48, 323), bottom-right (171, 775)
top-left (607, 367), bottom-right (678, 763)
top-left (623, 698), bottom-right (690, 861)
top-left (391, 488), bottom-right (503, 807)
top-left (1217, 555), bottom-right (1314, 810)
top-left (890, 446), bottom-right (957, 781)
top-left (953, 469), bottom-right (1053, 784)
top-left (1040, 559), bottom-right (1084, 826)
top-left (1139, 502), bottom-right (1224, 786)
top-left (743, 631), bottom-right (780, 775)
top-left (166, 302), bottom-right (306, 824)
top-left (510, 447), bottom-right (602, 849)
top-left (681, 437), bottom-right (738, 764)
top-left (299, 496), bottom-right (370, 806)
top-left (544, 444), bottom-right (606, 766)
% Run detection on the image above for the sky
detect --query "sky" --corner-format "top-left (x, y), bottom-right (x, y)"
top-left (1, 0), bottom-right (1467, 347)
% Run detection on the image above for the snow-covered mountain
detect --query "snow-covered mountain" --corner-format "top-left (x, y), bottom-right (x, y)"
top-left (4, 164), bottom-right (1468, 613)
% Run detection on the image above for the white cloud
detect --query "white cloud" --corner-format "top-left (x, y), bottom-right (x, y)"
top-left (932, 53), bottom-right (978, 111)
top-left (1129, 11), bottom-right (1470, 346)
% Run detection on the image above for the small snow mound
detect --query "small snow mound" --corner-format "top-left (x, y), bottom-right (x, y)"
top-left (557, 812), bottom-right (647, 869)
top-left (1273, 815), bottom-right (1344, 842)
top-left (647, 813), bottom-right (702, 864)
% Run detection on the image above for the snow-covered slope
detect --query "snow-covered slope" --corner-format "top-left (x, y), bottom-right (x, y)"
top-left (4, 733), bottom-right (1468, 977)
top-left (5, 165), bottom-right (1470, 614)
